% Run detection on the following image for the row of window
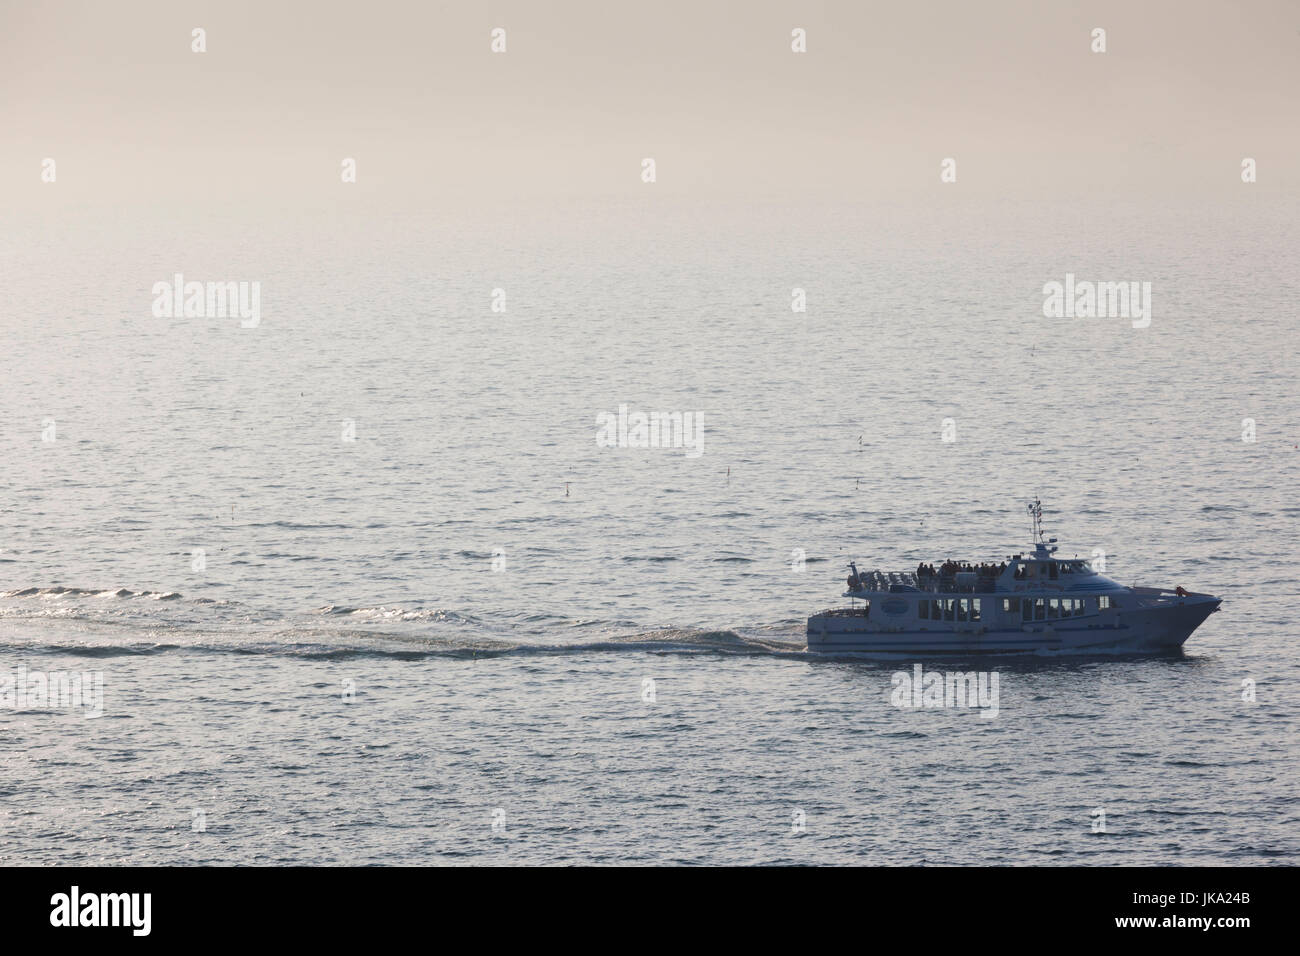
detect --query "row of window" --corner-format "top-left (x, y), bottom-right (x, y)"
top-left (1000, 595), bottom-right (1114, 620)
top-left (913, 595), bottom-right (1116, 622)
top-left (1012, 560), bottom-right (1093, 581)
top-left (918, 598), bottom-right (983, 622)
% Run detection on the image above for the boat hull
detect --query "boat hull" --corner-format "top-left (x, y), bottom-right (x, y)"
top-left (806, 595), bottom-right (1220, 655)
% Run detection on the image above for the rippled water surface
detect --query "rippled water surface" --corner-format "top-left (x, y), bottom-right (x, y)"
top-left (1, 200), bottom-right (1297, 864)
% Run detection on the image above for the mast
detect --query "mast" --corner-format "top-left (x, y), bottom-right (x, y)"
top-left (1027, 497), bottom-right (1057, 557)
top-left (1028, 497), bottom-right (1044, 543)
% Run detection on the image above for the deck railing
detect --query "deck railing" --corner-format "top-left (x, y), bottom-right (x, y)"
top-left (852, 570), bottom-right (1000, 594)
top-left (816, 606), bottom-right (870, 618)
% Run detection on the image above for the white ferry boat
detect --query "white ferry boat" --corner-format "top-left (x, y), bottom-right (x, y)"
top-left (806, 501), bottom-right (1221, 654)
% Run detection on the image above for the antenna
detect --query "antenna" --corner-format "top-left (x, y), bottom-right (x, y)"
top-left (1027, 497), bottom-right (1044, 543)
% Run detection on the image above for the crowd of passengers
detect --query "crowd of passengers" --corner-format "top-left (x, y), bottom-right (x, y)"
top-left (917, 560), bottom-right (1008, 579)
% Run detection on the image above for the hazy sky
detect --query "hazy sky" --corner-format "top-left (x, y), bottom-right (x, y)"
top-left (3, 0), bottom-right (1298, 209)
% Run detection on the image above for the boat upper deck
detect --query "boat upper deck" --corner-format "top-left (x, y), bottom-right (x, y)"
top-left (853, 570), bottom-right (996, 594)
top-left (847, 553), bottom-right (1117, 597)
top-left (843, 503), bottom-right (1124, 598)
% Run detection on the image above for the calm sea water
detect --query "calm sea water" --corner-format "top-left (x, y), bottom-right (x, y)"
top-left (1, 198), bottom-right (1297, 864)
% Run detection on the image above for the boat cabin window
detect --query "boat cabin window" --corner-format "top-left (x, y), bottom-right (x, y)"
top-left (1099, 595), bottom-right (1112, 610)
top-left (1002, 598), bottom-right (1017, 616)
top-left (971, 598), bottom-right (981, 622)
